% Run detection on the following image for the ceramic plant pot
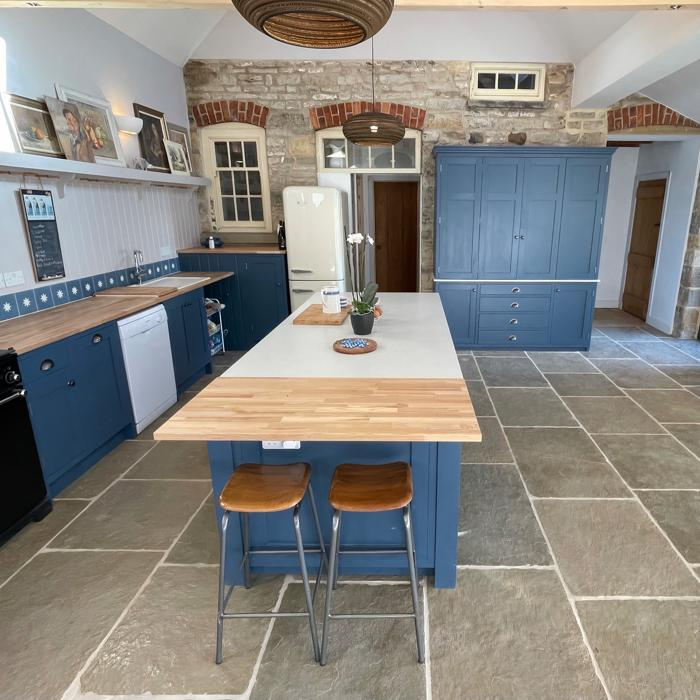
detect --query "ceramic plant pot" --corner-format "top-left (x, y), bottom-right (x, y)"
top-left (350, 311), bottom-right (375, 335)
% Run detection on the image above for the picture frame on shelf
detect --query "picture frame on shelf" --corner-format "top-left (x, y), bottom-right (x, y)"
top-left (133, 103), bottom-right (170, 173)
top-left (1, 93), bottom-right (65, 158)
top-left (44, 96), bottom-right (96, 163)
top-left (55, 84), bottom-right (126, 166)
top-left (163, 138), bottom-right (191, 176)
top-left (166, 122), bottom-right (192, 171)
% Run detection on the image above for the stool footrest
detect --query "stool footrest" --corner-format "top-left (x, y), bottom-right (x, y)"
top-left (330, 613), bottom-right (417, 620)
top-left (337, 548), bottom-right (409, 556)
top-left (222, 611), bottom-right (310, 620)
top-left (248, 548), bottom-right (324, 555)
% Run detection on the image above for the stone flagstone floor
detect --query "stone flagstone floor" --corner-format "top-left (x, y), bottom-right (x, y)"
top-left (1, 309), bottom-right (699, 700)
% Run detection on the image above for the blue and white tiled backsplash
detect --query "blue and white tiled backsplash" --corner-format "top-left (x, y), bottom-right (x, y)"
top-left (0, 257), bottom-right (181, 322)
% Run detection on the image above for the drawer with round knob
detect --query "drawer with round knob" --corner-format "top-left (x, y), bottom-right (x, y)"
top-left (477, 329), bottom-right (549, 347)
top-left (478, 296), bottom-right (551, 313)
top-left (479, 284), bottom-right (552, 296)
top-left (478, 313), bottom-right (549, 331)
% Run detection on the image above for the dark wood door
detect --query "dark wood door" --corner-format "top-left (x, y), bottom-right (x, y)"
top-left (622, 179), bottom-right (666, 320)
top-left (374, 181), bottom-right (419, 292)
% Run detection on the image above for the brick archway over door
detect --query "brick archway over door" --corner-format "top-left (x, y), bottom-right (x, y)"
top-left (192, 100), bottom-right (270, 128)
top-left (608, 102), bottom-right (700, 132)
top-left (309, 102), bottom-right (426, 131)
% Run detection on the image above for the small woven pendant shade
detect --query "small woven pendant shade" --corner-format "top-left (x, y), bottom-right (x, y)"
top-left (232, 0), bottom-right (394, 49)
top-left (342, 111), bottom-right (405, 146)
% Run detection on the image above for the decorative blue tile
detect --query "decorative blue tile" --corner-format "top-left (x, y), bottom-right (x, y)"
top-left (79, 276), bottom-right (96, 297)
top-left (126, 267), bottom-right (138, 285)
top-left (16, 290), bottom-right (37, 316)
top-left (67, 280), bottom-right (84, 301)
top-left (50, 282), bottom-right (70, 306)
top-left (35, 287), bottom-right (54, 310)
top-left (170, 258), bottom-right (180, 272)
top-left (92, 273), bottom-right (107, 293)
top-left (104, 271), bottom-right (119, 288)
top-left (0, 293), bottom-right (19, 321)
top-left (154, 262), bottom-right (164, 278)
top-left (115, 269), bottom-right (129, 287)
top-left (144, 264), bottom-right (155, 281)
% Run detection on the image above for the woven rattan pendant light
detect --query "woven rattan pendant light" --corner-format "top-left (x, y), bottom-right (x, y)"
top-left (232, 0), bottom-right (394, 49)
top-left (342, 39), bottom-right (405, 147)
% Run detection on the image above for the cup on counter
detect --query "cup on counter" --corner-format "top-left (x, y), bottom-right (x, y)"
top-left (321, 285), bottom-right (341, 314)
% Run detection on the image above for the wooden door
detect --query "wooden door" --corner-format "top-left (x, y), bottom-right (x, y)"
top-left (622, 179), bottom-right (666, 320)
top-left (374, 181), bottom-right (419, 292)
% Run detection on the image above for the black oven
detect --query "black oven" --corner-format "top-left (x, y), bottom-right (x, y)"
top-left (0, 348), bottom-right (52, 544)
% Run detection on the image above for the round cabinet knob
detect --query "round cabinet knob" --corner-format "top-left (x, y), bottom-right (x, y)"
top-left (509, 319), bottom-right (518, 325)
top-left (512, 287), bottom-right (521, 294)
top-left (4, 370), bottom-right (20, 384)
top-left (67, 379), bottom-right (76, 387)
top-left (92, 334), bottom-right (102, 344)
top-left (508, 335), bottom-right (517, 342)
top-left (555, 288), bottom-right (561, 293)
top-left (511, 302), bottom-right (519, 309)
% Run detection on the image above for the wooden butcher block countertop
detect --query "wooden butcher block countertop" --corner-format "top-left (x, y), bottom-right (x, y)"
top-left (178, 244), bottom-right (285, 255)
top-left (0, 271), bottom-right (231, 355)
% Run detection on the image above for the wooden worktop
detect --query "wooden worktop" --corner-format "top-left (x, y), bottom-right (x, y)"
top-left (154, 377), bottom-right (480, 443)
top-left (178, 244), bottom-right (286, 255)
top-left (0, 271), bottom-right (231, 355)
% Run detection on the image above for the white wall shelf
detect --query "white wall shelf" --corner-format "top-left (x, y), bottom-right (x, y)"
top-left (0, 151), bottom-right (210, 197)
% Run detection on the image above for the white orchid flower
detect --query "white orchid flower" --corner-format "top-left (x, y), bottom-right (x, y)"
top-left (347, 232), bottom-right (364, 244)
top-left (367, 235), bottom-right (375, 246)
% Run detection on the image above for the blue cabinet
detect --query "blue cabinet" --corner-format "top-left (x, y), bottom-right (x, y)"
top-left (436, 283), bottom-right (477, 346)
top-left (550, 283), bottom-right (596, 348)
top-left (19, 321), bottom-right (133, 493)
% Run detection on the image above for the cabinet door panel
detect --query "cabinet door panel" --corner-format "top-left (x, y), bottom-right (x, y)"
top-left (182, 292), bottom-right (210, 374)
top-left (550, 284), bottom-right (596, 348)
top-left (435, 158), bottom-right (481, 279)
top-left (518, 159), bottom-right (563, 278)
top-left (436, 283), bottom-right (476, 348)
top-left (478, 159), bottom-right (522, 278)
top-left (557, 159), bottom-right (609, 278)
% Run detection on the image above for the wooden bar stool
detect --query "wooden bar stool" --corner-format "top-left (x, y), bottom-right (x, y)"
top-left (215, 462), bottom-right (328, 664)
top-left (320, 461), bottom-right (424, 666)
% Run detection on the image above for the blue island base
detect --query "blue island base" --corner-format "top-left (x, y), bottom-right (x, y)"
top-left (207, 440), bottom-right (461, 589)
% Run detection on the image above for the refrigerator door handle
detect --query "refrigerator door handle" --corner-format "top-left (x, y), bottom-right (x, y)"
top-left (290, 268), bottom-right (313, 274)
top-left (291, 288), bottom-right (315, 293)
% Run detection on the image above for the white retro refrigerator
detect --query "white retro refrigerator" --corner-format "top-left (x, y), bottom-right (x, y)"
top-left (283, 186), bottom-right (347, 311)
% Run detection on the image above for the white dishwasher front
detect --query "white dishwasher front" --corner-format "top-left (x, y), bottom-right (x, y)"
top-left (117, 304), bottom-right (177, 434)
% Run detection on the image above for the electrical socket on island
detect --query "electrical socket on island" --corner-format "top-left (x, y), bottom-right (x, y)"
top-left (262, 441), bottom-right (301, 450)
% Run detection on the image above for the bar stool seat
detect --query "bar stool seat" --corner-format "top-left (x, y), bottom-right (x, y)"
top-left (329, 462), bottom-right (413, 512)
top-left (220, 463), bottom-right (311, 512)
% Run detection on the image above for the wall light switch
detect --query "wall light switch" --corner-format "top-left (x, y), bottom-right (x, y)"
top-left (3, 271), bottom-right (25, 287)
top-left (262, 441), bottom-right (301, 450)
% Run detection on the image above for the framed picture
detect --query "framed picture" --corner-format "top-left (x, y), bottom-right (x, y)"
top-left (166, 122), bottom-right (192, 171)
top-left (44, 96), bottom-right (96, 163)
top-left (163, 139), bottom-right (191, 176)
top-left (55, 84), bottom-right (125, 166)
top-left (2, 94), bottom-right (64, 157)
top-left (133, 103), bottom-right (170, 173)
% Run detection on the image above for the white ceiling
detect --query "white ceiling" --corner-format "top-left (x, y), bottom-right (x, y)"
top-left (643, 59), bottom-right (700, 122)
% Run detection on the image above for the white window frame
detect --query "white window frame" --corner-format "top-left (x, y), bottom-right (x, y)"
top-left (200, 122), bottom-right (272, 233)
top-left (469, 63), bottom-right (546, 103)
top-left (316, 127), bottom-right (421, 174)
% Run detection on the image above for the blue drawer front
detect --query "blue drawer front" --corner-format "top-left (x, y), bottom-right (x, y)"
top-left (478, 296), bottom-right (551, 313)
top-left (19, 340), bottom-right (70, 384)
top-left (479, 312), bottom-right (549, 330)
top-left (479, 283), bottom-right (553, 296)
top-left (478, 329), bottom-right (549, 347)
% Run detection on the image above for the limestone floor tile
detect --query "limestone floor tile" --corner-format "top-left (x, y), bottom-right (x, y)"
top-left (51, 480), bottom-right (211, 550)
top-left (535, 501), bottom-right (699, 596)
top-left (621, 341), bottom-right (699, 365)
top-left (506, 427), bottom-right (630, 497)
top-left (580, 337), bottom-right (635, 359)
top-left (61, 440), bottom-right (156, 498)
top-left (0, 550), bottom-right (160, 700)
top-left (458, 353), bottom-right (480, 380)
top-left (599, 326), bottom-right (658, 341)
top-left (655, 364), bottom-right (700, 386)
top-left (465, 380), bottom-right (495, 417)
top-left (475, 356), bottom-right (548, 388)
top-left (0, 501), bottom-right (87, 584)
top-left (689, 386), bottom-right (700, 397)
top-left (489, 388), bottom-right (577, 427)
top-left (166, 499), bottom-right (219, 565)
top-left (137, 393), bottom-right (197, 441)
top-left (125, 440), bottom-right (211, 480)
top-left (461, 417), bottom-right (513, 463)
top-left (665, 423), bottom-right (700, 458)
top-left (527, 352), bottom-right (598, 373)
top-left (591, 359), bottom-right (677, 389)
top-left (594, 434), bottom-right (700, 489)
top-left (458, 465), bottom-right (551, 565)
top-left (577, 601), bottom-right (700, 700)
top-left (562, 396), bottom-right (663, 434)
top-left (251, 582), bottom-right (426, 700)
top-left (545, 372), bottom-right (622, 397)
top-left (82, 567), bottom-right (282, 696)
top-left (429, 569), bottom-right (605, 700)
top-left (626, 388), bottom-right (700, 423)
top-left (637, 491), bottom-right (700, 563)
top-left (663, 339), bottom-right (700, 360)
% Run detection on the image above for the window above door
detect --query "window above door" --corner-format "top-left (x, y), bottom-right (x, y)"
top-left (470, 63), bottom-right (546, 103)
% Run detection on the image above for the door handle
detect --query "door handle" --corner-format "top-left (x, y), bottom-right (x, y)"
top-left (292, 288), bottom-right (315, 293)
top-left (509, 319), bottom-right (518, 325)
top-left (508, 335), bottom-right (517, 342)
top-left (511, 287), bottom-right (521, 294)
top-left (40, 359), bottom-right (54, 372)
top-left (290, 269), bottom-right (313, 274)
top-left (511, 302), bottom-right (519, 309)
top-left (0, 389), bottom-right (25, 407)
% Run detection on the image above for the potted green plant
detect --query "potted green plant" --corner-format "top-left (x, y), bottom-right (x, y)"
top-left (346, 232), bottom-right (379, 335)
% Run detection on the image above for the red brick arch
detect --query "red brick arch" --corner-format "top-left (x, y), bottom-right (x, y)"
top-left (608, 101), bottom-right (700, 132)
top-left (309, 102), bottom-right (426, 131)
top-left (191, 100), bottom-right (269, 129)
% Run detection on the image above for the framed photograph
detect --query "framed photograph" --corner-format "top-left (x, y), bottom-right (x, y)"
top-left (166, 122), bottom-right (192, 171)
top-left (55, 84), bottom-right (126, 166)
top-left (133, 103), bottom-right (170, 173)
top-left (163, 139), bottom-right (190, 176)
top-left (44, 96), bottom-right (96, 163)
top-left (2, 94), bottom-right (64, 157)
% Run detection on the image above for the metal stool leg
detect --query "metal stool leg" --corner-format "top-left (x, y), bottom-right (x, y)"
top-left (403, 506), bottom-right (425, 664)
top-left (240, 512), bottom-right (251, 589)
top-left (307, 483), bottom-right (329, 602)
top-left (215, 511), bottom-right (229, 665)
top-left (320, 509), bottom-right (341, 666)
top-left (293, 503), bottom-right (321, 662)
top-left (332, 518), bottom-right (341, 590)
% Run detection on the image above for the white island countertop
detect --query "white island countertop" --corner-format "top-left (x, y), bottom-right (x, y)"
top-left (224, 292), bottom-right (463, 380)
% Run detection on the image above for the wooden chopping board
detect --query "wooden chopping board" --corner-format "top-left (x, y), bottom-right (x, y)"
top-left (293, 303), bottom-right (350, 326)
top-left (97, 286), bottom-right (177, 298)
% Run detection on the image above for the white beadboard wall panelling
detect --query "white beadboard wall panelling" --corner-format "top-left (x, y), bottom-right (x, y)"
top-left (0, 175), bottom-right (199, 294)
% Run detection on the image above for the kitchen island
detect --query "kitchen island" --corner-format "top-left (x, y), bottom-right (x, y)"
top-left (155, 293), bottom-right (480, 588)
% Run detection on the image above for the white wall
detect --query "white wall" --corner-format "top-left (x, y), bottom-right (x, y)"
top-left (638, 139), bottom-right (700, 333)
top-left (598, 147), bottom-right (640, 308)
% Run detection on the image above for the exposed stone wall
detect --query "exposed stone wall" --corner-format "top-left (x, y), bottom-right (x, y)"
top-left (183, 60), bottom-right (608, 290)
top-left (675, 179), bottom-right (700, 338)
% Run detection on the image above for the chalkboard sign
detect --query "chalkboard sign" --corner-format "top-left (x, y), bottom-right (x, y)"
top-left (20, 189), bottom-right (65, 282)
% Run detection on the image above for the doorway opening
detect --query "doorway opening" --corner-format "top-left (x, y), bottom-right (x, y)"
top-left (621, 178), bottom-right (668, 321)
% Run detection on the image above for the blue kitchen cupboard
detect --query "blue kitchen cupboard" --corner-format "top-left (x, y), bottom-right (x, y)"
top-left (434, 146), bottom-right (614, 350)
top-left (178, 251), bottom-right (289, 351)
top-left (19, 321), bottom-right (133, 494)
